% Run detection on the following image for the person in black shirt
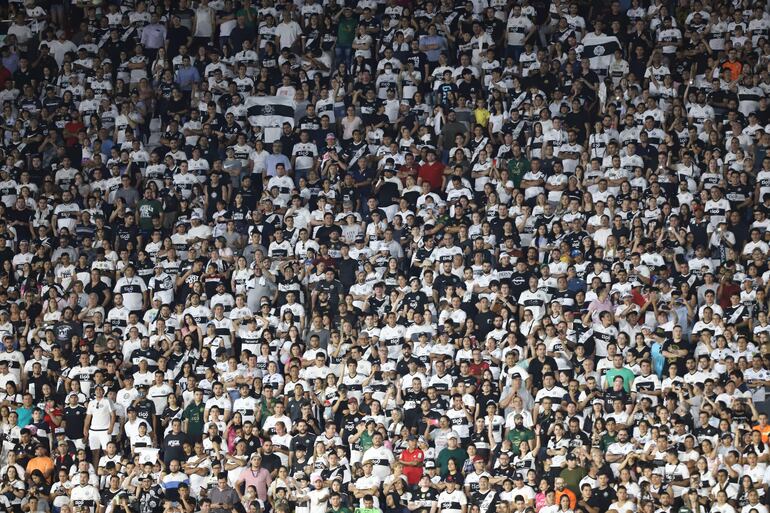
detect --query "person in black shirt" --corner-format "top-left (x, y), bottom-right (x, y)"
top-left (457, 68), bottom-right (482, 99)
top-left (62, 393), bottom-right (87, 447)
top-left (434, 263), bottom-right (462, 298)
top-left (588, 473), bottom-right (617, 511)
top-left (403, 279), bottom-right (429, 314)
top-left (259, 439), bottom-right (282, 476)
top-left (314, 213), bottom-right (343, 245)
top-left (374, 166), bottom-right (401, 211)
top-left (472, 475), bottom-right (500, 513)
top-left (240, 421), bottom-right (262, 456)
top-left (290, 418), bottom-right (316, 451)
top-left (100, 474), bottom-right (125, 511)
top-left (411, 474), bottom-right (438, 513)
top-left (133, 385), bottom-right (158, 438)
top-left (162, 419), bottom-right (187, 466)
top-left (436, 70), bottom-right (458, 106)
top-left (166, 15), bottom-right (192, 58)
top-left (336, 246), bottom-right (358, 290)
top-left (115, 212), bottom-right (141, 252)
top-left (27, 362), bottom-right (51, 403)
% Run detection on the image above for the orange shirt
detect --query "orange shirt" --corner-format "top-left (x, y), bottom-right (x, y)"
top-left (26, 456), bottom-right (55, 483)
top-left (754, 423), bottom-right (770, 443)
top-left (722, 60), bottom-right (742, 80)
top-left (555, 488), bottom-right (577, 509)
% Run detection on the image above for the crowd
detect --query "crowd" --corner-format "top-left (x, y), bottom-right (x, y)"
top-left (5, 0), bottom-right (770, 513)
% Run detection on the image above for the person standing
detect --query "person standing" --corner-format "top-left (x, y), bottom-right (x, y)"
top-left (83, 385), bottom-right (115, 469)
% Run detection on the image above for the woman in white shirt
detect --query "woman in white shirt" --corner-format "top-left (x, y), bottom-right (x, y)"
top-left (42, 298), bottom-right (61, 326)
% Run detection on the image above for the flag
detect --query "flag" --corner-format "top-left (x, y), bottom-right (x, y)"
top-left (245, 96), bottom-right (296, 143)
top-left (578, 33), bottom-right (621, 72)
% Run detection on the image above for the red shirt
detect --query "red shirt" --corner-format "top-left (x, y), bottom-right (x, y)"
top-left (0, 66), bottom-right (10, 89)
top-left (63, 120), bottom-right (84, 146)
top-left (398, 164), bottom-right (419, 184)
top-left (469, 361), bottom-right (490, 378)
top-left (400, 447), bottom-right (424, 485)
top-left (418, 161), bottom-right (445, 191)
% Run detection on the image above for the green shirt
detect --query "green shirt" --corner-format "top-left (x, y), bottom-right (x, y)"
top-left (600, 433), bottom-right (617, 452)
top-left (559, 466), bottom-right (587, 496)
top-left (605, 367), bottom-right (636, 392)
top-left (182, 401), bottom-right (205, 438)
top-left (258, 396), bottom-right (277, 427)
top-left (337, 16), bottom-right (358, 46)
top-left (507, 156), bottom-right (530, 188)
top-left (506, 427), bottom-right (535, 455)
top-left (360, 431), bottom-right (374, 452)
top-left (236, 7), bottom-right (258, 29)
top-left (136, 199), bottom-right (161, 230)
top-left (436, 447), bottom-right (467, 475)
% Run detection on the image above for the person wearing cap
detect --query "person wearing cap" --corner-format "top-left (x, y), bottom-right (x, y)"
top-left (436, 430), bottom-right (467, 476)
top-left (437, 472), bottom-right (467, 513)
top-left (349, 460), bottom-right (381, 507)
top-left (234, 452), bottom-right (271, 503)
top-left (399, 434), bottom-right (425, 485)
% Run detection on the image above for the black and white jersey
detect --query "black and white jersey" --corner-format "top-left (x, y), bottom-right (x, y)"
top-left (437, 490), bottom-right (467, 513)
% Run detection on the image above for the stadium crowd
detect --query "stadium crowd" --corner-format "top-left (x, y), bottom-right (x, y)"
top-left (5, 0), bottom-right (770, 513)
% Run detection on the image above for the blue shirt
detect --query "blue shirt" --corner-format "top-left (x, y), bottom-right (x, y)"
top-left (174, 66), bottom-right (200, 92)
top-left (16, 406), bottom-right (32, 427)
top-left (265, 153), bottom-right (292, 177)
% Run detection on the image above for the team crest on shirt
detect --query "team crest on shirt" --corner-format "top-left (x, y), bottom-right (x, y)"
top-left (593, 46), bottom-right (605, 56)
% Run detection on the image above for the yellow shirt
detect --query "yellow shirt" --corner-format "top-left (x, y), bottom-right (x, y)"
top-left (474, 108), bottom-right (490, 127)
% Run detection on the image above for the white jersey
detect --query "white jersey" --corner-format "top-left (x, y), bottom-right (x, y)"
top-left (114, 276), bottom-right (147, 311)
top-left (86, 397), bottom-right (114, 431)
top-left (361, 445), bottom-right (395, 480)
top-left (70, 484), bottom-right (101, 512)
top-left (506, 15), bottom-right (533, 45)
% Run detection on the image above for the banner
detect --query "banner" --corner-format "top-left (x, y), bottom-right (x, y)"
top-left (578, 34), bottom-right (621, 72)
top-left (245, 96), bottom-right (296, 143)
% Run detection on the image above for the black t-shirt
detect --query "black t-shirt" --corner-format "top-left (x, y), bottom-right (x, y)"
top-left (101, 487), bottom-right (123, 508)
top-left (115, 224), bottom-right (140, 251)
top-left (434, 273), bottom-right (462, 297)
top-left (261, 452), bottom-right (282, 474)
top-left (134, 398), bottom-right (156, 424)
top-left (167, 25), bottom-right (192, 56)
top-left (162, 432), bottom-right (186, 465)
top-left (63, 405), bottom-right (87, 439)
top-left (662, 338), bottom-right (689, 374)
top-left (6, 208), bottom-right (33, 241)
top-left (290, 432), bottom-right (316, 453)
top-left (412, 488), bottom-right (438, 513)
top-left (241, 433), bottom-right (262, 456)
top-left (472, 489), bottom-right (499, 513)
top-left (85, 280), bottom-right (110, 305)
top-left (337, 257), bottom-right (358, 289)
top-left (54, 321), bottom-right (82, 346)
top-left (589, 486), bottom-right (617, 512)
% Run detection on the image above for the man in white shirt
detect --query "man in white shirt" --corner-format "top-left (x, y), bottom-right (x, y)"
top-left (69, 471), bottom-right (101, 513)
top-left (84, 385), bottom-right (116, 467)
top-left (361, 432), bottom-right (395, 480)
